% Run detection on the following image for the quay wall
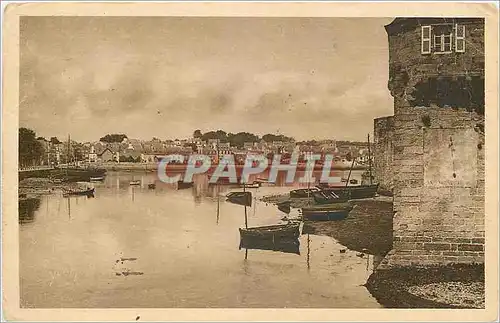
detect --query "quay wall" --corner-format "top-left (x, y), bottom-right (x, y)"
top-left (378, 107), bottom-right (485, 268)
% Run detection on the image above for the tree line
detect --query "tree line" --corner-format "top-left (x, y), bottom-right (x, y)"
top-left (193, 129), bottom-right (294, 149)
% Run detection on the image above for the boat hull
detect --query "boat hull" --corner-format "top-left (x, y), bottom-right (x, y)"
top-left (239, 223), bottom-right (300, 241)
top-left (320, 184), bottom-right (379, 199)
top-left (177, 181), bottom-right (193, 189)
top-left (302, 209), bottom-right (351, 221)
top-left (226, 192), bottom-right (252, 207)
top-left (289, 188), bottom-right (319, 198)
top-left (63, 188), bottom-right (95, 197)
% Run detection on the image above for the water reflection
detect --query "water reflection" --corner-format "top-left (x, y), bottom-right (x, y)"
top-left (20, 170), bottom-right (381, 308)
top-left (19, 197), bottom-right (41, 224)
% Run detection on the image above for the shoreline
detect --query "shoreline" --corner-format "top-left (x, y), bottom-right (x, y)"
top-left (96, 162), bottom-right (369, 172)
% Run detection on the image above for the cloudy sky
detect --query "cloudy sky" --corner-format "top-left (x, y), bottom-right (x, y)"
top-left (20, 17), bottom-right (394, 142)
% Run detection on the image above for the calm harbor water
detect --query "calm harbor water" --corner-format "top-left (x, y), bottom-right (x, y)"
top-left (20, 170), bottom-right (382, 308)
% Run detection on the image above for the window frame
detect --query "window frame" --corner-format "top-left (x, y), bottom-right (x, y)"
top-left (455, 24), bottom-right (466, 53)
top-left (421, 25), bottom-right (432, 54)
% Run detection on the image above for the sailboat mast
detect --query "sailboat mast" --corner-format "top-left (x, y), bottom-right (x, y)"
top-left (367, 133), bottom-right (373, 185)
top-left (243, 184), bottom-right (248, 229)
top-left (216, 184), bottom-right (220, 224)
top-left (345, 157), bottom-right (355, 188)
top-left (67, 134), bottom-right (71, 165)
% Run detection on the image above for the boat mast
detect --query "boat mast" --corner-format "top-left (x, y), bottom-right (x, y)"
top-left (345, 157), bottom-right (355, 188)
top-left (243, 184), bottom-right (248, 229)
top-left (216, 183), bottom-right (220, 224)
top-left (367, 133), bottom-right (373, 185)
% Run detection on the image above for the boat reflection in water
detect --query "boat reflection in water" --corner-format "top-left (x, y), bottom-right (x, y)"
top-left (239, 238), bottom-right (300, 255)
top-left (226, 191), bottom-right (252, 207)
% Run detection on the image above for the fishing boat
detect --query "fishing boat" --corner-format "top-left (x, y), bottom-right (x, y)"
top-left (301, 205), bottom-right (353, 221)
top-left (177, 181), bottom-right (193, 189)
top-left (148, 183), bottom-right (156, 189)
top-left (90, 176), bottom-right (105, 182)
top-left (63, 187), bottom-right (95, 197)
top-left (226, 191), bottom-right (252, 207)
top-left (239, 223), bottom-right (301, 241)
top-left (277, 200), bottom-right (292, 214)
top-left (129, 180), bottom-right (141, 186)
top-left (289, 188), bottom-right (320, 198)
top-left (239, 238), bottom-right (300, 255)
top-left (320, 184), bottom-right (379, 199)
top-left (312, 191), bottom-right (349, 204)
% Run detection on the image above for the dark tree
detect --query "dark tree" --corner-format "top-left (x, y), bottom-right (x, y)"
top-left (50, 137), bottom-right (61, 144)
top-left (262, 133), bottom-right (294, 143)
top-left (227, 132), bottom-right (260, 149)
top-left (19, 127), bottom-right (44, 167)
top-left (100, 134), bottom-right (128, 143)
top-left (193, 129), bottom-right (202, 138)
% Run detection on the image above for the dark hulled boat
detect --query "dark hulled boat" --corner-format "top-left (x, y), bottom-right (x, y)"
top-left (226, 191), bottom-right (252, 207)
top-left (277, 201), bottom-right (292, 214)
top-left (239, 223), bottom-right (301, 241)
top-left (317, 183), bottom-right (379, 200)
top-left (63, 187), bottom-right (95, 197)
top-left (301, 204), bottom-right (353, 221)
top-left (289, 188), bottom-right (320, 198)
top-left (312, 191), bottom-right (349, 204)
top-left (177, 181), bottom-right (194, 190)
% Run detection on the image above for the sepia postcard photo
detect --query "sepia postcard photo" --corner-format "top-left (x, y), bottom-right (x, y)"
top-left (1, 2), bottom-right (499, 322)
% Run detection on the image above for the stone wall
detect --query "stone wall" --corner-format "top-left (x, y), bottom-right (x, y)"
top-left (379, 107), bottom-right (484, 268)
top-left (373, 116), bottom-right (394, 195)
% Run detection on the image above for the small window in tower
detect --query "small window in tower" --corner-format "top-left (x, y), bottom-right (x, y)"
top-left (433, 24), bottom-right (454, 54)
top-left (455, 24), bottom-right (466, 53)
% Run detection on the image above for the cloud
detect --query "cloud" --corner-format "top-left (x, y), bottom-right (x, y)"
top-left (19, 17), bottom-right (394, 142)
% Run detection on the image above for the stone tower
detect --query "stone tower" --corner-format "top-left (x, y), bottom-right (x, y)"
top-left (374, 18), bottom-right (485, 268)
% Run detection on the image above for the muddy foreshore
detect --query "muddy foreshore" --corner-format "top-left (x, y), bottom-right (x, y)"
top-left (19, 177), bottom-right (90, 197)
top-left (260, 193), bottom-right (394, 256)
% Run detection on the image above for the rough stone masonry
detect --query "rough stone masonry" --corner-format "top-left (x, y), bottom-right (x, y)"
top-left (373, 18), bottom-right (485, 268)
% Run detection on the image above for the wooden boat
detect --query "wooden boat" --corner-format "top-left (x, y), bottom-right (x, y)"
top-left (148, 183), bottom-right (156, 189)
top-left (90, 176), bottom-right (105, 182)
top-left (129, 180), bottom-right (141, 185)
top-left (177, 181), bottom-right (193, 189)
top-left (226, 191), bottom-right (252, 207)
top-left (318, 183), bottom-right (379, 200)
top-left (289, 188), bottom-right (320, 198)
top-left (239, 181), bottom-right (261, 189)
top-left (301, 205), bottom-right (353, 221)
top-left (312, 191), bottom-right (349, 204)
top-left (239, 223), bottom-right (300, 241)
top-left (277, 201), bottom-right (291, 214)
top-left (239, 238), bottom-right (300, 255)
top-left (63, 187), bottom-right (95, 197)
